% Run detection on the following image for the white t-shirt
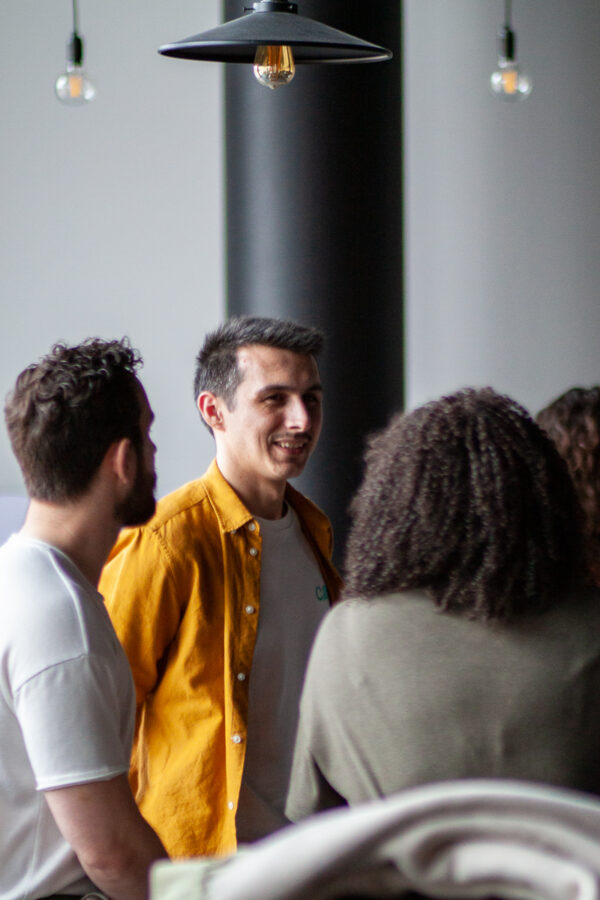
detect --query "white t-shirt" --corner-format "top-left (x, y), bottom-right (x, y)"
top-left (236, 505), bottom-right (330, 842)
top-left (0, 534), bottom-right (135, 900)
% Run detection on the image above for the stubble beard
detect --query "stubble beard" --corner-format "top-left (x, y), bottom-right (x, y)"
top-left (115, 460), bottom-right (157, 527)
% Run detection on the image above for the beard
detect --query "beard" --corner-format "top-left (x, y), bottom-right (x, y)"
top-left (115, 457), bottom-right (157, 527)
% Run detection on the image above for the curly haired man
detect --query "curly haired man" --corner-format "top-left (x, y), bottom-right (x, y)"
top-left (0, 338), bottom-right (167, 900)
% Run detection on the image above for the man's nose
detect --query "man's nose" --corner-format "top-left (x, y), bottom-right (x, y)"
top-left (286, 397), bottom-right (311, 430)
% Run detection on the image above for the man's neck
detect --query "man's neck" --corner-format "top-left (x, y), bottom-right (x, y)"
top-left (21, 498), bottom-right (120, 587)
top-left (215, 458), bottom-right (286, 520)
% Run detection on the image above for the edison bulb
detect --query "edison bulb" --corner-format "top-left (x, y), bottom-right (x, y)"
top-left (55, 62), bottom-right (96, 105)
top-left (253, 45), bottom-right (295, 90)
top-left (490, 58), bottom-right (531, 100)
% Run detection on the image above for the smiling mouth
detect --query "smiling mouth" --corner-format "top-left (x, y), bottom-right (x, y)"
top-left (273, 436), bottom-right (310, 454)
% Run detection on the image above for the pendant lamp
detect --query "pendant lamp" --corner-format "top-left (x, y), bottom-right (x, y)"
top-left (490, 0), bottom-right (531, 101)
top-left (55, 0), bottom-right (96, 105)
top-left (158, 0), bottom-right (392, 90)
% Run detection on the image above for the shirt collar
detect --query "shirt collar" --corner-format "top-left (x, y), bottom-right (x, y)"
top-left (203, 459), bottom-right (255, 533)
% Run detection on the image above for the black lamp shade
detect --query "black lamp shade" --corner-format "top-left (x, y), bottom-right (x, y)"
top-left (158, 4), bottom-right (392, 64)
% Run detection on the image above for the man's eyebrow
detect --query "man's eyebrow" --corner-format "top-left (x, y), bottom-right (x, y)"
top-left (257, 382), bottom-right (323, 394)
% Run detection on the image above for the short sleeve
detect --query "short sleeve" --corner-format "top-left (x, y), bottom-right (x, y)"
top-left (15, 653), bottom-right (133, 791)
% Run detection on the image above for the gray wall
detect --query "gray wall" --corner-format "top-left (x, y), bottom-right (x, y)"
top-left (3, 0), bottom-right (600, 506)
top-left (0, 0), bottom-right (224, 497)
top-left (404, 0), bottom-right (600, 415)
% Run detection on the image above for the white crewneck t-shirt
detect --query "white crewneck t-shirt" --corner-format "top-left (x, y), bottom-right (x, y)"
top-left (0, 534), bottom-right (135, 900)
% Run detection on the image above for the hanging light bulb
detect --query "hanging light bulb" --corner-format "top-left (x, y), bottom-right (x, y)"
top-left (55, 0), bottom-right (96, 106)
top-left (253, 44), bottom-right (295, 89)
top-left (490, 0), bottom-right (531, 101)
top-left (158, 1), bottom-right (392, 91)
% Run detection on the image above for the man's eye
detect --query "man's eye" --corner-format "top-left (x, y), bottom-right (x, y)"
top-left (304, 394), bottom-right (321, 406)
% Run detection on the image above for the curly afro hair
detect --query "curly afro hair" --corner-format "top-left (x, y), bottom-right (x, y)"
top-left (344, 387), bottom-right (584, 621)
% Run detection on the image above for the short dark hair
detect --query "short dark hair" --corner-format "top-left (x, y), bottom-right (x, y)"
top-left (193, 315), bottom-right (324, 410)
top-left (344, 387), bottom-right (584, 621)
top-left (5, 338), bottom-right (143, 502)
top-left (537, 387), bottom-right (600, 585)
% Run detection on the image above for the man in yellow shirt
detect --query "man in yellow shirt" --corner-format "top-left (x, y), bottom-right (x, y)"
top-left (100, 316), bottom-right (342, 858)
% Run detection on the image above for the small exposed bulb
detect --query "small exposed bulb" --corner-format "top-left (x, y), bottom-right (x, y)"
top-left (55, 32), bottom-right (95, 106)
top-left (490, 58), bottom-right (531, 100)
top-left (253, 45), bottom-right (295, 90)
top-left (55, 62), bottom-right (96, 105)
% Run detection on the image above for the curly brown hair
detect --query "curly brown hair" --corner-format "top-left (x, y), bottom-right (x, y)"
top-left (5, 338), bottom-right (143, 502)
top-left (536, 387), bottom-right (600, 586)
top-left (344, 388), bottom-right (584, 621)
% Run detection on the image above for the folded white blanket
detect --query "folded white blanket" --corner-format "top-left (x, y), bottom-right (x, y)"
top-left (151, 779), bottom-right (600, 900)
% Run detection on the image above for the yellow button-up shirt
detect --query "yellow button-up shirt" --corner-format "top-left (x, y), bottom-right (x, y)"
top-left (100, 460), bottom-right (342, 858)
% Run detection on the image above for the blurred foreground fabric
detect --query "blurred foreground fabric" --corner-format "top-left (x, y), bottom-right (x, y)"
top-left (151, 779), bottom-right (600, 900)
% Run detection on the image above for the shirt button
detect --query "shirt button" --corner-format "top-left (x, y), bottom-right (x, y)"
top-left (228, 801), bottom-right (234, 810)
top-left (247, 522), bottom-right (256, 532)
top-left (249, 547), bottom-right (258, 557)
top-left (245, 605), bottom-right (255, 615)
top-left (237, 672), bottom-right (246, 682)
top-left (232, 733), bottom-right (243, 744)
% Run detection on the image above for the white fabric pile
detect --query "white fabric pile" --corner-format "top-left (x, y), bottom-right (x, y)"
top-left (151, 779), bottom-right (600, 900)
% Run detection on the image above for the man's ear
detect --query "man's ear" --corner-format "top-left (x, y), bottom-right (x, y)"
top-left (104, 438), bottom-right (136, 487)
top-left (197, 392), bottom-right (226, 432)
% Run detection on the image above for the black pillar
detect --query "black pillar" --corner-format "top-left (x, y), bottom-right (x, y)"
top-left (224, 1), bottom-right (403, 567)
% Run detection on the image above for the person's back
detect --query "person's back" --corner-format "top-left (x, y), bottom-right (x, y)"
top-left (0, 535), bottom-right (136, 898)
top-left (1, 338), bottom-right (166, 900)
top-left (287, 388), bottom-right (597, 821)
top-left (287, 587), bottom-right (600, 816)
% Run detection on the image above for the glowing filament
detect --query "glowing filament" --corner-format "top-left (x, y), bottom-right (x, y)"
top-left (253, 45), bottom-right (295, 90)
top-left (68, 73), bottom-right (83, 98)
top-left (501, 67), bottom-right (518, 94)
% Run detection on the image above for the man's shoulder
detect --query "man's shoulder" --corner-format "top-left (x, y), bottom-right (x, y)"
top-left (0, 536), bottom-right (94, 607)
top-left (0, 538), bottom-right (111, 687)
top-left (127, 474), bottom-right (216, 537)
top-left (149, 461), bottom-right (253, 537)
top-left (104, 477), bottom-right (213, 569)
top-left (151, 477), bottom-right (212, 530)
top-left (104, 463), bottom-right (241, 570)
